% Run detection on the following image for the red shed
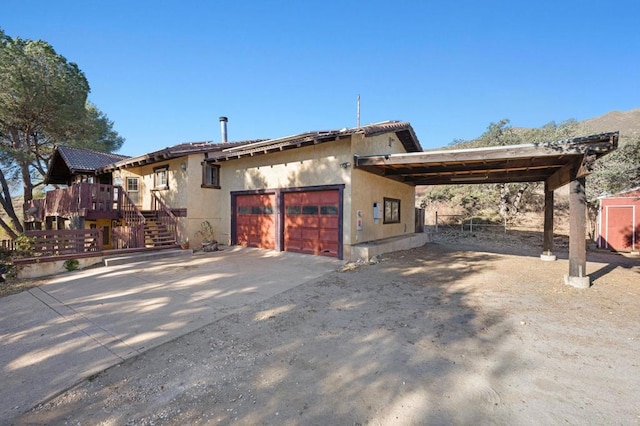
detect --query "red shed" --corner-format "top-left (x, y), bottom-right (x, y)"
top-left (597, 187), bottom-right (640, 252)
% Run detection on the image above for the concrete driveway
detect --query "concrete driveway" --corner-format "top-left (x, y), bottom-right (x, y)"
top-left (0, 247), bottom-right (342, 423)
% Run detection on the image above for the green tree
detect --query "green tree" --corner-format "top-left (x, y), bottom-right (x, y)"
top-left (427, 119), bottom-right (581, 222)
top-left (0, 29), bottom-right (123, 238)
top-left (587, 136), bottom-right (640, 199)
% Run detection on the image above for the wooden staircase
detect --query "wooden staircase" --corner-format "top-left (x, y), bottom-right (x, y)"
top-left (141, 211), bottom-right (178, 248)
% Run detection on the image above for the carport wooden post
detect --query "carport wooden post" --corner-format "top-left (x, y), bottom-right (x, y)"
top-left (565, 177), bottom-right (590, 288)
top-left (540, 181), bottom-right (556, 261)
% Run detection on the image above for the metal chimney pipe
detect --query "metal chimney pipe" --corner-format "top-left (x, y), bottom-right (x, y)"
top-left (219, 116), bottom-right (228, 143)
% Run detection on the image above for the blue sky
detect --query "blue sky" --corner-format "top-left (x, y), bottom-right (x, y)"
top-left (3, 0), bottom-right (639, 156)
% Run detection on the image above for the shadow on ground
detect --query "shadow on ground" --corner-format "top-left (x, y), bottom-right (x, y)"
top-left (18, 246), bottom-right (524, 425)
top-left (1, 248), bottom-right (339, 423)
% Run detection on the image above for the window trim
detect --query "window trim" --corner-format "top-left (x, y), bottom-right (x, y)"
top-left (153, 165), bottom-right (169, 190)
top-left (201, 162), bottom-right (221, 189)
top-left (383, 197), bottom-right (401, 224)
top-left (126, 177), bottom-right (139, 193)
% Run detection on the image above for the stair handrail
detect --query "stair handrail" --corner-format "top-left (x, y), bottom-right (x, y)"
top-left (118, 186), bottom-right (146, 248)
top-left (151, 192), bottom-right (179, 243)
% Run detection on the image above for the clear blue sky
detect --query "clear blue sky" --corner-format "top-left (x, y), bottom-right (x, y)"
top-left (3, 0), bottom-right (639, 156)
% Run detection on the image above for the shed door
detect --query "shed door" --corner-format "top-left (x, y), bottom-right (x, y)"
top-left (606, 206), bottom-right (635, 251)
top-left (236, 194), bottom-right (276, 250)
top-left (284, 190), bottom-right (339, 257)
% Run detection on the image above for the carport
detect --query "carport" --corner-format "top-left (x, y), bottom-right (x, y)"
top-left (354, 132), bottom-right (619, 288)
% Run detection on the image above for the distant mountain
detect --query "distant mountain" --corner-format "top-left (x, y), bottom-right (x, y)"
top-left (578, 107), bottom-right (640, 142)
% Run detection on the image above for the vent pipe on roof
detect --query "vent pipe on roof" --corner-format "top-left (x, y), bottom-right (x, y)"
top-left (219, 116), bottom-right (228, 143)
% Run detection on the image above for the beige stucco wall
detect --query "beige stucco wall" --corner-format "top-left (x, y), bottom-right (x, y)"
top-left (112, 158), bottom-right (188, 210)
top-left (183, 153), bottom-right (225, 246)
top-left (107, 131), bottom-right (417, 255)
top-left (210, 132), bottom-right (416, 256)
top-left (345, 133), bottom-right (416, 257)
top-left (212, 139), bottom-right (353, 245)
top-left (112, 157), bottom-right (190, 241)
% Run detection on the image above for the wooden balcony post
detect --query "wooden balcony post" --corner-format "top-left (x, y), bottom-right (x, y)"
top-left (565, 177), bottom-right (590, 288)
top-left (541, 181), bottom-right (556, 261)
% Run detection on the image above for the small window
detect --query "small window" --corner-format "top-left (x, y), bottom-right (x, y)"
top-left (320, 205), bottom-right (338, 215)
top-left (126, 177), bottom-right (140, 205)
top-left (202, 163), bottom-right (220, 188)
top-left (286, 205), bottom-right (301, 215)
top-left (383, 197), bottom-right (401, 224)
top-left (154, 166), bottom-right (168, 189)
top-left (126, 177), bottom-right (139, 192)
top-left (302, 205), bottom-right (319, 215)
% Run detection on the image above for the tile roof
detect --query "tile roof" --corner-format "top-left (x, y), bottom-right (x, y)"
top-left (44, 146), bottom-right (130, 184)
top-left (99, 140), bottom-right (268, 171)
top-left (92, 121), bottom-right (420, 170)
top-left (56, 146), bottom-right (130, 173)
top-left (209, 121), bottom-right (422, 161)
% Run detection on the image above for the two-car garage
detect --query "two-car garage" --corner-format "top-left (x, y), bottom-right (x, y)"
top-left (232, 186), bottom-right (343, 258)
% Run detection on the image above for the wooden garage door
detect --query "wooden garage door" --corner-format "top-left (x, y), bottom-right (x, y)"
top-left (236, 194), bottom-right (276, 250)
top-left (284, 190), bottom-right (339, 257)
top-left (606, 206), bottom-right (634, 251)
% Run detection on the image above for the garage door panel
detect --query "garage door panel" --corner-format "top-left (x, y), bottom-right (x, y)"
top-left (319, 216), bottom-right (339, 227)
top-left (302, 240), bottom-right (317, 252)
top-left (286, 227), bottom-right (302, 240)
top-left (319, 229), bottom-right (338, 240)
top-left (235, 194), bottom-right (275, 250)
top-left (284, 190), bottom-right (340, 258)
top-left (302, 229), bottom-right (319, 240)
top-left (319, 244), bottom-right (338, 256)
top-left (302, 216), bottom-right (319, 227)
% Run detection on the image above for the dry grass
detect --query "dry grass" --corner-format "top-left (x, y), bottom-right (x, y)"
top-left (0, 277), bottom-right (44, 298)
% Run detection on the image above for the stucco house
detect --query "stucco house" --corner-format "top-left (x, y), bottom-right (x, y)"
top-left (26, 120), bottom-right (427, 260)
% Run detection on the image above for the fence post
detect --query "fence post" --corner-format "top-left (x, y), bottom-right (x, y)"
top-left (435, 211), bottom-right (438, 233)
top-left (504, 216), bottom-right (507, 233)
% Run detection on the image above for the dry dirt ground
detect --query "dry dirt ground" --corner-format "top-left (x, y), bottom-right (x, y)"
top-left (14, 231), bottom-right (640, 425)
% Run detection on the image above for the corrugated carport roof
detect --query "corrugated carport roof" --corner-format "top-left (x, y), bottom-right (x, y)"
top-left (355, 132), bottom-right (619, 190)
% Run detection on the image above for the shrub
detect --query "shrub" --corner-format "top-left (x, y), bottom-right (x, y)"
top-left (63, 259), bottom-right (79, 272)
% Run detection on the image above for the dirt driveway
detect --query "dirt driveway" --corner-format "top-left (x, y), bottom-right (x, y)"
top-left (16, 232), bottom-right (640, 425)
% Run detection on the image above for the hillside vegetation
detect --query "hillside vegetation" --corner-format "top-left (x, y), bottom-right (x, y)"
top-left (419, 107), bottom-right (640, 237)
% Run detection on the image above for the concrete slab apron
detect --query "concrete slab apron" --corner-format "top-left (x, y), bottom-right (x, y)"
top-left (0, 247), bottom-right (341, 422)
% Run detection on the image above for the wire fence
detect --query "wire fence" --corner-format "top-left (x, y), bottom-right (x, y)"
top-left (434, 212), bottom-right (507, 233)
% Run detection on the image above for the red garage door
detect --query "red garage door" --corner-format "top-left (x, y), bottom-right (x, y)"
top-left (236, 194), bottom-right (276, 250)
top-left (284, 190), bottom-right (339, 257)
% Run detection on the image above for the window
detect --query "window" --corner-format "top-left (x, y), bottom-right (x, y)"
top-left (202, 163), bottom-right (220, 188)
top-left (321, 205), bottom-right (339, 215)
top-left (383, 197), bottom-right (401, 224)
top-left (126, 177), bottom-right (139, 192)
top-left (154, 166), bottom-right (168, 189)
top-left (126, 177), bottom-right (140, 204)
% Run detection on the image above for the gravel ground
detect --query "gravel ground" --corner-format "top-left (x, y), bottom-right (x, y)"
top-left (14, 231), bottom-right (640, 425)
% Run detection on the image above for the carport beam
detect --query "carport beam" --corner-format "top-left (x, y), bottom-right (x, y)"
top-left (565, 177), bottom-right (590, 288)
top-left (541, 182), bottom-right (556, 261)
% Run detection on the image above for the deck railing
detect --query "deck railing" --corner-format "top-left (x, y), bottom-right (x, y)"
top-left (112, 188), bottom-right (146, 249)
top-left (0, 239), bottom-right (16, 251)
top-left (151, 192), bottom-right (179, 243)
top-left (24, 183), bottom-right (122, 222)
top-left (24, 229), bottom-right (102, 256)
